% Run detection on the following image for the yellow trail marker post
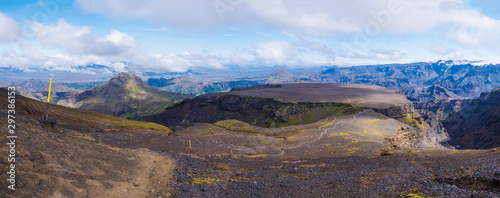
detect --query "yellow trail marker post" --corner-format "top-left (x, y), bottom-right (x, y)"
top-left (47, 78), bottom-right (52, 103)
top-left (189, 139), bottom-right (192, 151)
top-left (45, 78), bottom-right (52, 118)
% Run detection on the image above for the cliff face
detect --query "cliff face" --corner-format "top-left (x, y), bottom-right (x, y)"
top-left (144, 83), bottom-right (448, 148)
top-left (443, 88), bottom-right (500, 149)
top-left (373, 104), bottom-right (449, 148)
top-left (414, 99), bottom-right (472, 120)
top-left (145, 93), bottom-right (363, 129)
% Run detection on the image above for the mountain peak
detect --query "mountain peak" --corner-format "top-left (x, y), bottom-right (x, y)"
top-left (117, 72), bottom-right (138, 78)
top-left (109, 72), bottom-right (143, 87)
top-left (270, 68), bottom-right (293, 77)
top-left (114, 72), bottom-right (141, 81)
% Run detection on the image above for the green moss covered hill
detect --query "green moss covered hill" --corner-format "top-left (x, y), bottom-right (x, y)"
top-left (57, 72), bottom-right (191, 119)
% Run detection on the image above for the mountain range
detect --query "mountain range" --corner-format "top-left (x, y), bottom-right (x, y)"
top-left (144, 60), bottom-right (500, 101)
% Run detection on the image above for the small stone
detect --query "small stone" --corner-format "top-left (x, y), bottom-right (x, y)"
top-left (133, 182), bottom-right (139, 187)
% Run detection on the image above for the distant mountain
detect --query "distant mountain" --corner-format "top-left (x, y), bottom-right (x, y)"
top-left (147, 68), bottom-right (296, 95)
top-left (405, 84), bottom-right (463, 102)
top-left (58, 72), bottom-right (190, 118)
top-left (441, 88), bottom-right (500, 149)
top-left (147, 76), bottom-right (263, 95)
top-left (64, 81), bottom-right (106, 90)
top-left (10, 79), bottom-right (105, 92)
top-left (267, 68), bottom-right (294, 80)
top-left (13, 79), bottom-right (46, 91)
top-left (146, 60), bottom-right (500, 101)
top-left (147, 76), bottom-right (229, 95)
top-left (6, 79), bottom-right (107, 104)
top-left (313, 60), bottom-right (500, 99)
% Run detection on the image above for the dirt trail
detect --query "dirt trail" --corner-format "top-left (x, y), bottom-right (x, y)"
top-left (108, 148), bottom-right (175, 198)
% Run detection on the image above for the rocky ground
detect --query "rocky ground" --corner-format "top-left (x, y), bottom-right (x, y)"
top-left (168, 149), bottom-right (500, 197)
top-left (96, 112), bottom-right (500, 197)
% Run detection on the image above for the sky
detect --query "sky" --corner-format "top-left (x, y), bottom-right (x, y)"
top-left (1, 0), bottom-right (500, 74)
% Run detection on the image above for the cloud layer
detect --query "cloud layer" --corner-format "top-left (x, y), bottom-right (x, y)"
top-left (0, 12), bottom-right (20, 42)
top-left (2, 1), bottom-right (500, 75)
top-left (254, 41), bottom-right (293, 65)
top-left (77, 0), bottom-right (500, 47)
top-left (32, 20), bottom-right (139, 56)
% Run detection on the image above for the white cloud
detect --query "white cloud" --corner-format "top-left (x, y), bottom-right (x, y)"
top-left (0, 12), bottom-right (20, 42)
top-left (431, 46), bottom-right (453, 55)
top-left (341, 49), bottom-right (405, 61)
top-left (76, 0), bottom-right (500, 45)
top-left (372, 49), bottom-right (404, 61)
top-left (254, 41), bottom-right (293, 65)
top-left (135, 52), bottom-right (227, 72)
top-left (76, 0), bottom-right (222, 29)
top-left (454, 50), bottom-right (464, 59)
top-left (0, 43), bottom-right (130, 73)
top-left (32, 20), bottom-right (139, 56)
top-left (298, 38), bottom-right (336, 62)
top-left (7, 0), bottom-right (500, 72)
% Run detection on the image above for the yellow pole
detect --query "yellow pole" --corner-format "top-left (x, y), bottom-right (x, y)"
top-left (189, 139), bottom-right (192, 150)
top-left (47, 78), bottom-right (52, 103)
top-left (45, 78), bottom-right (53, 118)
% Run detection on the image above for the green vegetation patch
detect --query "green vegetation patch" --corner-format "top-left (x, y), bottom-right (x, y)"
top-left (214, 119), bottom-right (256, 132)
top-left (396, 113), bottom-right (426, 129)
top-left (83, 109), bottom-right (172, 133)
top-left (263, 103), bottom-right (363, 128)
